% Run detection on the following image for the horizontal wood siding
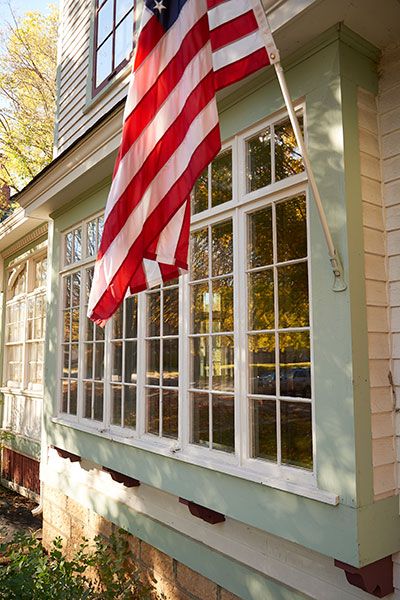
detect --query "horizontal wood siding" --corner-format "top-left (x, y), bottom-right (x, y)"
top-left (358, 88), bottom-right (396, 500)
top-left (1, 448), bottom-right (40, 495)
top-left (378, 45), bottom-right (400, 504)
top-left (55, 0), bottom-right (130, 155)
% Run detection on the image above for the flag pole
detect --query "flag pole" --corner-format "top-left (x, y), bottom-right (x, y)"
top-left (252, 1), bottom-right (347, 292)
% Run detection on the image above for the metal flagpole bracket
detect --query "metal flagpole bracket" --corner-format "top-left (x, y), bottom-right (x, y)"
top-left (330, 251), bottom-right (347, 292)
top-left (252, 0), bottom-right (347, 293)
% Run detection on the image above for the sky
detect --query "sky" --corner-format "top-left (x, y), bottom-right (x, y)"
top-left (0, 0), bottom-right (55, 21)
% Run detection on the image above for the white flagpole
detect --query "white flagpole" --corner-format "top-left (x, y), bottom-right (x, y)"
top-left (252, 1), bottom-right (347, 292)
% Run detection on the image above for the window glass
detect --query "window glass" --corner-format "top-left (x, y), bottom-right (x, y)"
top-left (190, 219), bottom-right (235, 453)
top-left (145, 280), bottom-right (179, 439)
top-left (94, 1), bottom-right (135, 94)
top-left (247, 195), bottom-right (312, 469)
top-left (192, 149), bottom-right (232, 215)
top-left (4, 252), bottom-right (47, 390)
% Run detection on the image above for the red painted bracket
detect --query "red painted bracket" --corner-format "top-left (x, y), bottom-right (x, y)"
top-left (102, 466), bottom-right (140, 488)
top-left (179, 498), bottom-right (225, 524)
top-left (52, 446), bottom-right (81, 463)
top-left (335, 556), bottom-right (393, 597)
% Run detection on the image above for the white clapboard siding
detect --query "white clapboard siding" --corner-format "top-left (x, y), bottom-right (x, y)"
top-left (55, 0), bottom-right (133, 155)
top-left (378, 43), bottom-right (400, 512)
top-left (358, 87), bottom-right (396, 500)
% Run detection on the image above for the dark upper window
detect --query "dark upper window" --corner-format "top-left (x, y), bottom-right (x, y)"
top-left (93, 0), bottom-right (135, 95)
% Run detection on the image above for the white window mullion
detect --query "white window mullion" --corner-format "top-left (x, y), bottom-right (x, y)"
top-left (103, 320), bottom-right (112, 429)
top-left (136, 292), bottom-right (146, 437)
top-left (180, 273), bottom-right (189, 450)
top-left (77, 267), bottom-right (86, 422)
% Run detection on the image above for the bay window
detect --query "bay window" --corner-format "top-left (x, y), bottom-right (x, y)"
top-left (59, 108), bottom-right (313, 480)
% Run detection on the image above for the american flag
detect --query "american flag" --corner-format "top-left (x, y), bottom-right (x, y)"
top-left (88, 0), bottom-right (275, 325)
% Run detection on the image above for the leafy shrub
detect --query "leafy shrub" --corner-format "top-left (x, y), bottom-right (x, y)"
top-left (0, 529), bottom-right (160, 599)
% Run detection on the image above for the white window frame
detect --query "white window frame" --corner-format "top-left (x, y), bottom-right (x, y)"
top-left (55, 104), bottom-right (321, 493)
top-left (2, 247), bottom-right (47, 395)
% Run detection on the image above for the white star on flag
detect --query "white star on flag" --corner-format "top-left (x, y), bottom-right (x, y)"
top-left (153, 0), bottom-right (166, 12)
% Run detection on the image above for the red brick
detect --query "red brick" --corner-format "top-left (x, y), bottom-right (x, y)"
top-left (140, 541), bottom-right (175, 581)
top-left (176, 563), bottom-right (218, 600)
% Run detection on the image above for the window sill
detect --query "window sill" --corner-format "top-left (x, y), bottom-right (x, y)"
top-left (51, 417), bottom-right (339, 506)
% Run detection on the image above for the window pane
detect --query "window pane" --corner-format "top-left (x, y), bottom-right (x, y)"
top-left (97, 0), bottom-right (113, 46)
top-left (212, 335), bottom-right (234, 392)
top-left (212, 395), bottom-right (234, 453)
top-left (147, 291), bottom-right (160, 337)
top-left (191, 392), bottom-right (209, 447)
top-left (275, 117), bottom-right (304, 181)
top-left (251, 398), bottom-right (277, 461)
top-left (193, 167), bottom-right (208, 214)
top-left (125, 340), bottom-right (137, 384)
top-left (84, 381), bottom-right (92, 419)
top-left (248, 207), bottom-right (273, 269)
top-left (111, 341), bottom-right (122, 382)
top-left (125, 296), bottom-right (137, 338)
top-left (95, 343), bottom-right (105, 380)
top-left (246, 129), bottom-right (271, 192)
top-left (62, 381), bottom-right (68, 413)
top-left (85, 344), bottom-right (93, 379)
top-left (249, 333), bottom-right (275, 395)
top-left (70, 381), bottom-right (77, 415)
top-left (146, 388), bottom-right (159, 434)
top-left (211, 221), bottom-right (233, 277)
top-left (116, 0), bottom-right (132, 23)
top-left (146, 339), bottom-right (160, 385)
top-left (74, 229), bottom-right (82, 262)
top-left (65, 232), bottom-right (73, 265)
top-left (191, 228), bottom-right (208, 281)
top-left (62, 346), bottom-right (70, 377)
top-left (163, 288), bottom-right (179, 336)
top-left (64, 275), bottom-right (71, 308)
top-left (63, 311), bottom-right (71, 342)
top-left (279, 332), bottom-right (311, 398)
top-left (162, 389), bottom-right (178, 439)
top-left (111, 385), bottom-right (122, 426)
top-left (211, 149), bottom-right (232, 207)
top-left (71, 309), bottom-right (79, 342)
top-left (163, 338), bottom-right (178, 386)
top-left (276, 196), bottom-right (307, 262)
top-left (212, 278), bottom-right (233, 333)
top-left (72, 272), bottom-right (81, 306)
top-left (115, 11), bottom-right (134, 67)
top-left (278, 263), bottom-right (309, 328)
top-left (191, 282), bottom-right (209, 334)
top-left (190, 337), bottom-right (209, 389)
top-left (281, 401), bottom-right (312, 469)
top-left (124, 386), bottom-right (136, 428)
top-left (248, 270), bottom-right (274, 331)
top-left (70, 344), bottom-right (79, 378)
top-left (96, 35), bottom-right (113, 87)
top-left (112, 305), bottom-right (123, 339)
top-left (94, 383), bottom-right (104, 421)
top-left (87, 220), bottom-right (97, 256)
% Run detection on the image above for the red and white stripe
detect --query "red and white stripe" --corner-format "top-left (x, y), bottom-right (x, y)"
top-left (88, 0), bottom-right (275, 324)
top-left (208, 0), bottom-right (272, 90)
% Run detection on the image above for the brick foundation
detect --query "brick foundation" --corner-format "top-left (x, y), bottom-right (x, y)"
top-left (42, 484), bottom-right (241, 600)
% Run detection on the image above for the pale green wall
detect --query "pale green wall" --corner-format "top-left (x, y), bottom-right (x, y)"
top-left (43, 26), bottom-right (400, 576)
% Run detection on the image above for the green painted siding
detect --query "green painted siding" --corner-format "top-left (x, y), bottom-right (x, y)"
top-left (43, 26), bottom-right (400, 575)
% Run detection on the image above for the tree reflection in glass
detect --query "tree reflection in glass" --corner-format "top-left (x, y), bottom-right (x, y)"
top-left (211, 149), bottom-right (232, 207)
top-left (275, 117), bottom-right (304, 181)
top-left (211, 221), bottom-right (233, 277)
top-left (246, 128), bottom-right (271, 192)
top-left (281, 401), bottom-right (312, 468)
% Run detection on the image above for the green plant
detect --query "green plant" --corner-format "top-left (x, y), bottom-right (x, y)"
top-left (0, 529), bottom-right (160, 599)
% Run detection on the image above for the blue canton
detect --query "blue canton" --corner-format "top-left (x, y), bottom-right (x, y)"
top-left (145, 0), bottom-right (189, 30)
